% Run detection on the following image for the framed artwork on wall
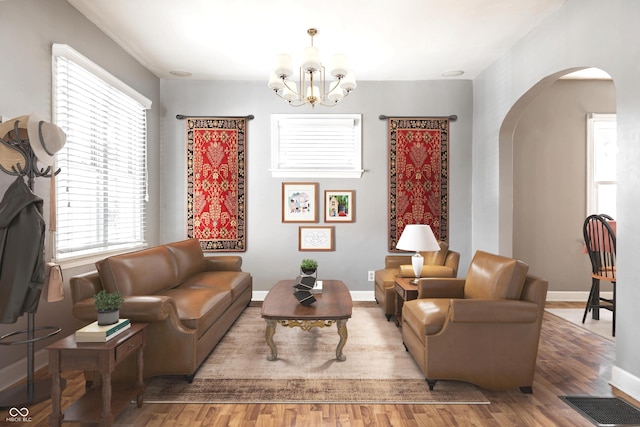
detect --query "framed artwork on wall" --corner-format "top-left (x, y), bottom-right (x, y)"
top-left (282, 182), bottom-right (318, 223)
top-left (299, 226), bottom-right (335, 251)
top-left (324, 190), bottom-right (355, 222)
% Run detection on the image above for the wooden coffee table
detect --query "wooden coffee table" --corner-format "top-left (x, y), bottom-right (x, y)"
top-left (261, 279), bottom-right (353, 361)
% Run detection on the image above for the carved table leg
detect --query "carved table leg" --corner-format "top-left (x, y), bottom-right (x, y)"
top-left (336, 319), bottom-right (348, 361)
top-left (265, 319), bottom-right (278, 361)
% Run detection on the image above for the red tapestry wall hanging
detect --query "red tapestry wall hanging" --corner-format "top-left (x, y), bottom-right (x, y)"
top-left (388, 117), bottom-right (449, 251)
top-left (187, 117), bottom-right (246, 251)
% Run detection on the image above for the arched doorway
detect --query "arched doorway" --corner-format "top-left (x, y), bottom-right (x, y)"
top-left (499, 67), bottom-right (615, 297)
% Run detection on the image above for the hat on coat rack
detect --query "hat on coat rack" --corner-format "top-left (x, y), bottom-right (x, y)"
top-left (0, 115), bottom-right (29, 172)
top-left (0, 113), bottom-right (66, 167)
top-left (26, 113), bottom-right (67, 166)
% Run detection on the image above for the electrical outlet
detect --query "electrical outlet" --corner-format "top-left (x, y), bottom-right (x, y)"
top-left (368, 271), bottom-right (375, 282)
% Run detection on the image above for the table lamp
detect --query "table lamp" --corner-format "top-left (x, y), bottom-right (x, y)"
top-left (396, 224), bottom-right (440, 284)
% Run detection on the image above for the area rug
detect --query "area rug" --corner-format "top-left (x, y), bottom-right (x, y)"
top-left (387, 117), bottom-right (449, 250)
top-left (545, 308), bottom-right (614, 341)
top-left (144, 305), bottom-right (489, 404)
top-left (186, 117), bottom-right (246, 251)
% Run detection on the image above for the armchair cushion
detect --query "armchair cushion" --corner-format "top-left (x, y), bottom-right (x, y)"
top-left (422, 241), bottom-right (449, 265)
top-left (463, 251), bottom-right (528, 300)
top-left (403, 299), bottom-right (451, 336)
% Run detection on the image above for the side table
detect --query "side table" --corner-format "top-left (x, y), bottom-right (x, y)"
top-left (394, 277), bottom-right (419, 327)
top-left (47, 323), bottom-right (147, 427)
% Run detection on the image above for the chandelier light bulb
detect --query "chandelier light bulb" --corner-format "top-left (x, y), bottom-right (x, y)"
top-left (340, 71), bottom-right (357, 92)
top-left (274, 54), bottom-right (293, 79)
top-left (330, 54), bottom-right (348, 78)
top-left (268, 72), bottom-right (284, 91)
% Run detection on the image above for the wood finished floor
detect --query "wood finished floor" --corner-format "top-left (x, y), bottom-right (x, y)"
top-left (6, 302), bottom-right (629, 427)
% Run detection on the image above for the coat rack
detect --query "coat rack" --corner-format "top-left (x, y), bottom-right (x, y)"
top-left (0, 119), bottom-right (64, 407)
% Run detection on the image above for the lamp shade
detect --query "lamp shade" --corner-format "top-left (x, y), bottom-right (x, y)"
top-left (396, 224), bottom-right (440, 252)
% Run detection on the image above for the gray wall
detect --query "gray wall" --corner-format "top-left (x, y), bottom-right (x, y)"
top-left (159, 80), bottom-right (474, 292)
top-left (473, 0), bottom-right (640, 399)
top-left (0, 0), bottom-right (160, 386)
top-left (513, 79), bottom-right (616, 293)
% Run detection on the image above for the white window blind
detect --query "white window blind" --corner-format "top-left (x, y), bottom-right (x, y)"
top-left (52, 44), bottom-right (151, 262)
top-left (270, 114), bottom-right (363, 178)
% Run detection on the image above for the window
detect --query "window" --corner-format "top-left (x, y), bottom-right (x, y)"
top-left (586, 113), bottom-right (617, 218)
top-left (52, 44), bottom-right (152, 262)
top-left (270, 114), bottom-right (363, 178)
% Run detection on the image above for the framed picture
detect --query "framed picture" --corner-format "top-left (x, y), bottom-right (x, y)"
top-left (282, 182), bottom-right (318, 222)
top-left (325, 190), bottom-right (355, 222)
top-left (299, 226), bottom-right (335, 251)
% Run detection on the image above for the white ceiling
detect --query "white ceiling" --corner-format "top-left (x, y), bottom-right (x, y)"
top-left (67, 0), bottom-right (570, 81)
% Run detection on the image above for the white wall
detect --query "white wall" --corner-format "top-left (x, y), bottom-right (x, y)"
top-left (159, 80), bottom-right (474, 292)
top-left (473, 0), bottom-right (640, 399)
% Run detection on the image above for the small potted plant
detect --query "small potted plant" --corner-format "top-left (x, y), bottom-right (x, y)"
top-left (300, 258), bottom-right (318, 275)
top-left (94, 290), bottom-right (125, 325)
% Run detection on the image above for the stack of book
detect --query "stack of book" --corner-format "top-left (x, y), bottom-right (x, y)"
top-left (75, 318), bottom-right (131, 343)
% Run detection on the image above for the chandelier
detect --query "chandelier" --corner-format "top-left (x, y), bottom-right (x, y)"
top-left (268, 28), bottom-right (356, 108)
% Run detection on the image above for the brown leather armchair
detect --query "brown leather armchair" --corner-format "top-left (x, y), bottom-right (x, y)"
top-left (401, 250), bottom-right (548, 392)
top-left (374, 241), bottom-right (459, 320)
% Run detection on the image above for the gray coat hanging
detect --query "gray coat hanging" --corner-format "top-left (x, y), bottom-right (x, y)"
top-left (0, 176), bottom-right (46, 324)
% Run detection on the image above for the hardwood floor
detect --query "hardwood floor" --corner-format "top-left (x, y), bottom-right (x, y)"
top-left (5, 302), bottom-right (629, 426)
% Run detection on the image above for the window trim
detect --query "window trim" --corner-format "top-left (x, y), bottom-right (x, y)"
top-left (52, 44), bottom-right (152, 109)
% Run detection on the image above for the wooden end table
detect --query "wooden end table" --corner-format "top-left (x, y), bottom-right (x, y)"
top-left (47, 323), bottom-right (147, 427)
top-left (261, 279), bottom-right (353, 361)
top-left (394, 277), bottom-right (419, 327)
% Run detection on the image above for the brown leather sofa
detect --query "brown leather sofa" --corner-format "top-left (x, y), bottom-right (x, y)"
top-left (70, 238), bottom-right (252, 382)
top-left (401, 250), bottom-right (548, 392)
top-left (374, 241), bottom-right (459, 320)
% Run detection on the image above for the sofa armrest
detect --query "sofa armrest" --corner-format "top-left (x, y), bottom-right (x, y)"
top-left (443, 250), bottom-right (460, 277)
top-left (399, 265), bottom-right (455, 278)
top-left (204, 256), bottom-right (243, 272)
top-left (70, 271), bottom-right (103, 305)
top-left (417, 278), bottom-right (465, 299)
top-left (448, 299), bottom-right (539, 323)
top-left (383, 255), bottom-right (412, 269)
top-left (72, 295), bottom-right (179, 323)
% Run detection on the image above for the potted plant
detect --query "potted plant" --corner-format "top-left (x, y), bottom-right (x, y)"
top-left (94, 290), bottom-right (125, 325)
top-left (300, 258), bottom-right (318, 275)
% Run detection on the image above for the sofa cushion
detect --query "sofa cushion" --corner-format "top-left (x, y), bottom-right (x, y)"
top-left (96, 246), bottom-right (178, 296)
top-left (178, 271), bottom-right (251, 300)
top-left (161, 287), bottom-right (233, 337)
top-left (421, 240), bottom-right (449, 265)
top-left (166, 238), bottom-right (207, 284)
top-left (403, 298), bottom-right (451, 337)
top-left (463, 251), bottom-right (529, 300)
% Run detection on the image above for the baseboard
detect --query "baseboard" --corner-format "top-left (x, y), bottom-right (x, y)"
top-left (546, 291), bottom-right (612, 302)
top-left (256, 290), bottom-right (604, 302)
top-left (0, 349), bottom-right (49, 393)
top-left (611, 366), bottom-right (640, 403)
top-left (253, 290), bottom-right (375, 302)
